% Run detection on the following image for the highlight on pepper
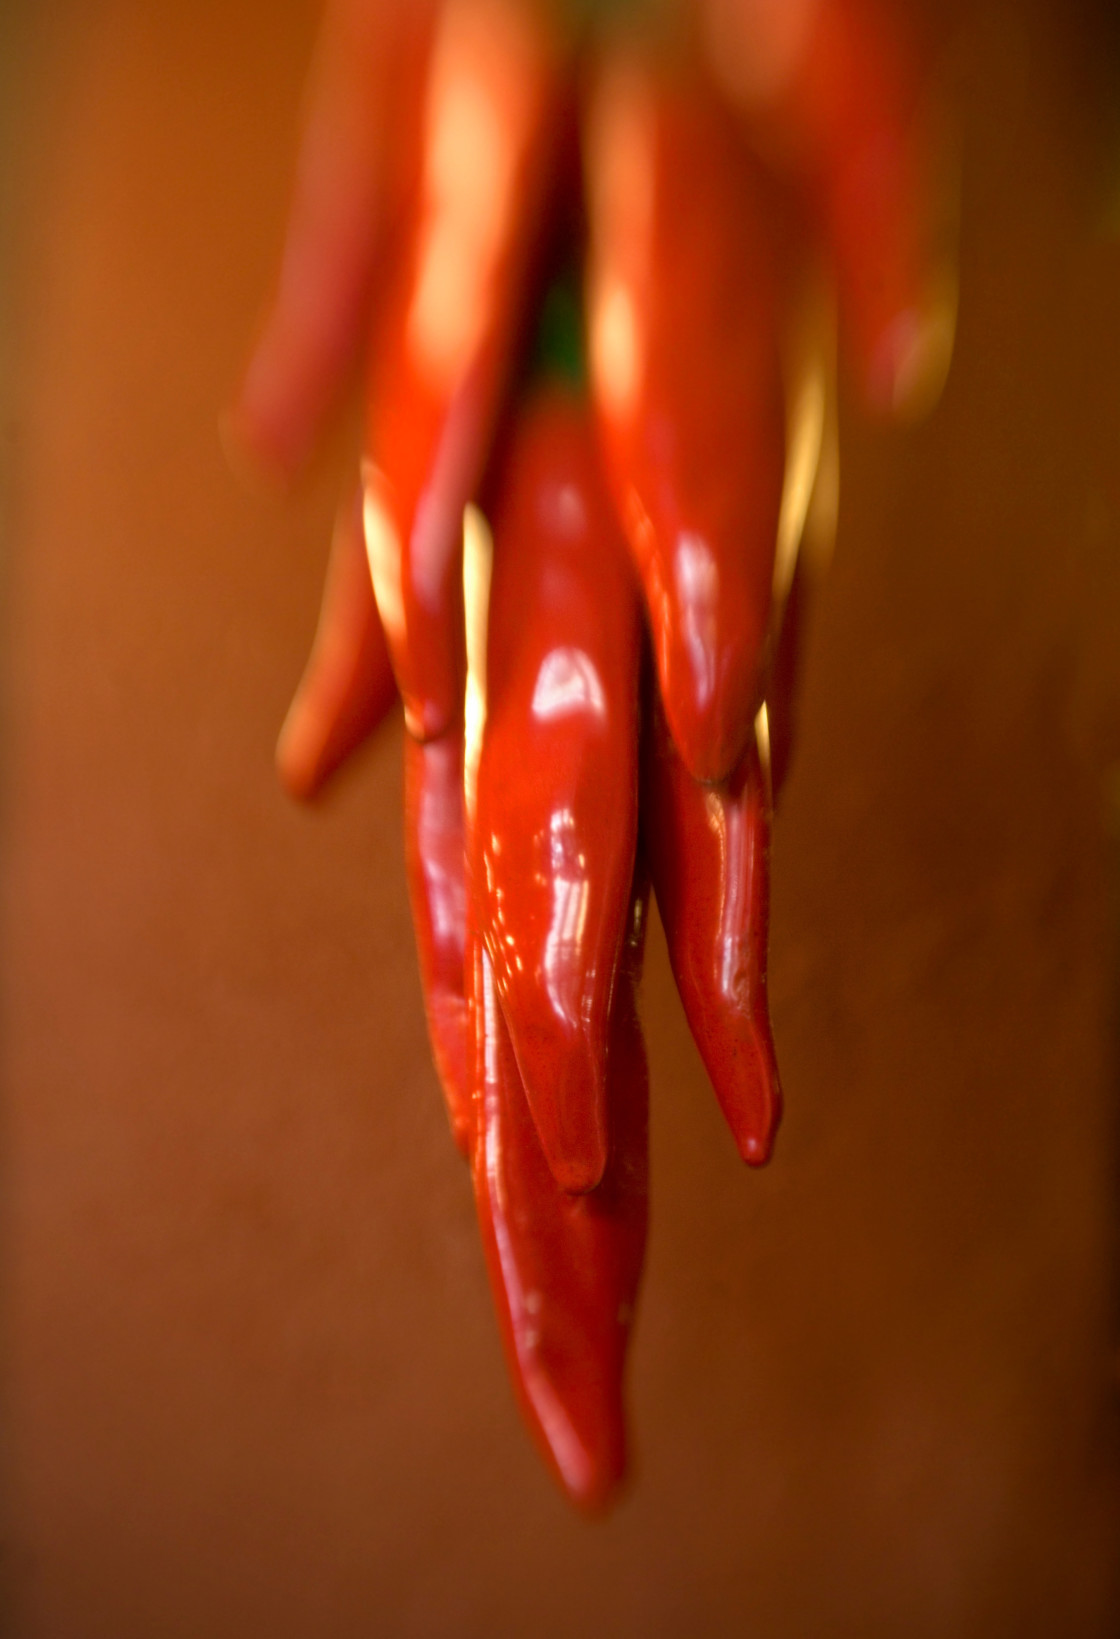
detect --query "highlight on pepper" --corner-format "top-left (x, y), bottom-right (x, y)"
top-left (226, 0), bottom-right (955, 1512)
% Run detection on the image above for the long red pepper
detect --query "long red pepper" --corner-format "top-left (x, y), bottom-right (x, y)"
top-left (643, 694), bottom-right (781, 1166)
top-left (223, 3), bottom-right (437, 484)
top-left (363, 0), bottom-right (567, 743)
top-left (587, 54), bottom-right (786, 786)
top-left (699, 0), bottom-right (943, 414)
top-left (468, 869), bottom-right (649, 1513)
top-left (403, 729), bottom-right (472, 1152)
top-left (269, 477), bottom-right (472, 1154)
top-left (276, 484), bottom-right (398, 802)
top-left (474, 389), bottom-right (641, 1193)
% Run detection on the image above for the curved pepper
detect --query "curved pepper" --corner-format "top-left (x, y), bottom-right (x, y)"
top-left (586, 54), bottom-right (786, 785)
top-left (474, 389), bottom-right (641, 1193)
top-left (276, 485), bottom-right (398, 802)
top-left (404, 730), bottom-right (472, 1153)
top-left (643, 694), bottom-right (781, 1167)
top-left (468, 868), bottom-right (649, 1513)
top-left (363, 0), bottom-right (567, 743)
top-left (699, 0), bottom-right (947, 415)
top-left (223, 4), bottom-right (438, 484)
top-left (791, 0), bottom-right (929, 408)
top-left (270, 485), bottom-right (471, 1149)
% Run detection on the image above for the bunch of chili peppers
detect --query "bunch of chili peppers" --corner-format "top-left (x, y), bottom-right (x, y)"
top-left (226, 0), bottom-right (952, 1510)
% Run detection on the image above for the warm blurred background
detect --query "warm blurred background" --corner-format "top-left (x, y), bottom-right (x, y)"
top-left (2, 0), bottom-right (1119, 1633)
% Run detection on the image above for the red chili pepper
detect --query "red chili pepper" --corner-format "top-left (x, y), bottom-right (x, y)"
top-left (223, 3), bottom-right (438, 484)
top-left (403, 729), bottom-right (471, 1153)
top-left (587, 55), bottom-right (786, 785)
top-left (643, 693), bottom-right (781, 1167)
top-left (473, 388), bottom-right (642, 1193)
top-left (468, 867), bottom-right (649, 1514)
top-left (270, 481), bottom-right (471, 1151)
top-left (699, 0), bottom-right (940, 414)
top-left (769, 0), bottom-right (930, 412)
top-left (363, 0), bottom-right (568, 743)
top-left (276, 485), bottom-right (398, 803)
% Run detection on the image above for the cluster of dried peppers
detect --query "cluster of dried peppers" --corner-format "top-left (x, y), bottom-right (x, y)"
top-left (231, 0), bottom-right (950, 1510)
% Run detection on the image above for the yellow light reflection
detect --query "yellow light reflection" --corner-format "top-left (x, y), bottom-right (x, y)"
top-left (462, 501), bottom-right (494, 824)
top-left (773, 364), bottom-right (825, 610)
top-left (775, 261), bottom-right (838, 608)
top-left (754, 701), bottom-right (773, 812)
top-left (362, 462), bottom-right (405, 651)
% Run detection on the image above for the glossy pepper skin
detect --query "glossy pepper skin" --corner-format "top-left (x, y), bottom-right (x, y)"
top-left (404, 730), bottom-right (471, 1152)
top-left (468, 869), bottom-right (649, 1513)
top-left (248, 0), bottom-right (959, 1520)
top-left (643, 694), bottom-right (781, 1167)
top-left (474, 388), bottom-right (642, 1193)
top-left (586, 54), bottom-right (786, 785)
top-left (276, 485), bottom-right (398, 802)
top-left (363, 0), bottom-right (567, 743)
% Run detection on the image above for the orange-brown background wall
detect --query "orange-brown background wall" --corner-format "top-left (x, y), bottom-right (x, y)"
top-left (2, 1), bottom-right (1119, 1633)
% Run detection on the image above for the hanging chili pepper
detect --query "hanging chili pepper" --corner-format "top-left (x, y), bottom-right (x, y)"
top-left (269, 482), bottom-right (472, 1151)
top-left (797, 0), bottom-right (930, 409)
top-left (276, 484), bottom-right (398, 802)
top-left (468, 865), bottom-right (649, 1513)
top-left (363, 0), bottom-right (568, 744)
top-left (246, 0), bottom-right (962, 1521)
top-left (699, 0), bottom-right (948, 416)
top-left (463, 373), bottom-right (649, 1508)
top-left (404, 729), bottom-right (472, 1152)
top-left (474, 387), bottom-right (642, 1193)
top-left (224, 3), bottom-right (438, 485)
top-left (586, 53), bottom-right (787, 786)
top-left (643, 692), bottom-right (781, 1166)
